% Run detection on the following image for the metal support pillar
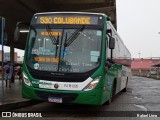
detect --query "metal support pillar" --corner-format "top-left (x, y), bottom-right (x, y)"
top-left (1, 17), bottom-right (5, 104)
top-left (10, 43), bottom-right (14, 64)
top-left (10, 42), bottom-right (15, 83)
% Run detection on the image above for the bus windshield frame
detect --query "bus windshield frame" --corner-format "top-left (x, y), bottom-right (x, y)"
top-left (25, 13), bottom-right (104, 74)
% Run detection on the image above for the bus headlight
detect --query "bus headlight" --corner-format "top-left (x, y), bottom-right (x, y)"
top-left (23, 72), bottom-right (32, 86)
top-left (83, 76), bottom-right (101, 91)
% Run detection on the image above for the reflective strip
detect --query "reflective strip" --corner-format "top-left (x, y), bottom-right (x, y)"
top-left (39, 77), bottom-right (93, 91)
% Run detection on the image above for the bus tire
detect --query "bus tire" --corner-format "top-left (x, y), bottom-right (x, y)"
top-left (104, 80), bottom-right (116, 105)
top-left (122, 77), bottom-right (128, 92)
top-left (122, 87), bottom-right (127, 92)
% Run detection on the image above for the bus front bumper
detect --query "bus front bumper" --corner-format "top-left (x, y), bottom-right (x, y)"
top-left (22, 84), bottom-right (103, 105)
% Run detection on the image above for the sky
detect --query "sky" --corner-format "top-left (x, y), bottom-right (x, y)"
top-left (1, 0), bottom-right (160, 58)
top-left (116, 0), bottom-right (160, 58)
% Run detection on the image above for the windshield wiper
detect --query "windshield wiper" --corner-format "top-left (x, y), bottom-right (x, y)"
top-left (62, 32), bottom-right (67, 59)
top-left (62, 25), bottom-right (85, 59)
top-left (46, 25), bottom-right (59, 58)
top-left (46, 25), bottom-right (57, 45)
top-left (64, 25), bottom-right (85, 47)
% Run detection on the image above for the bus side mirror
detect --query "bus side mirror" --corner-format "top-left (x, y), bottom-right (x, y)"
top-left (14, 21), bottom-right (29, 42)
top-left (14, 26), bottom-right (20, 41)
top-left (109, 37), bottom-right (115, 49)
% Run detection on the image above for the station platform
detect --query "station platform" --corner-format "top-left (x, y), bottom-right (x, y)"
top-left (0, 77), bottom-right (41, 111)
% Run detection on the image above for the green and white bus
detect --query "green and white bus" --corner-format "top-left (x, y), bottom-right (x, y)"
top-left (15, 12), bottom-right (131, 105)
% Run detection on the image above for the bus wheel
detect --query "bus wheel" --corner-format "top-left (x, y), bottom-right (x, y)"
top-left (104, 81), bottom-right (116, 105)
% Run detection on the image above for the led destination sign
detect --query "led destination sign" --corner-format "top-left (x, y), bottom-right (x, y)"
top-left (41, 31), bottom-right (62, 36)
top-left (33, 14), bottom-right (103, 25)
top-left (40, 17), bottom-right (91, 24)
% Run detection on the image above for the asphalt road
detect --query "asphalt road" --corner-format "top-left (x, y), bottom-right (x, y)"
top-left (3, 76), bottom-right (160, 120)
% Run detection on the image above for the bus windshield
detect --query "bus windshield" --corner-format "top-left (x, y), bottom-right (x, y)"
top-left (26, 26), bottom-right (102, 73)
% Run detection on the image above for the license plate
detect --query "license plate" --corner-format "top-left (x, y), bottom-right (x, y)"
top-left (48, 97), bottom-right (62, 103)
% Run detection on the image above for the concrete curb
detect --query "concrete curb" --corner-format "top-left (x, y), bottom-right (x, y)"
top-left (0, 100), bottom-right (43, 111)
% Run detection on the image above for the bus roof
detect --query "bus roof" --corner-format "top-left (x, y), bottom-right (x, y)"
top-left (34, 12), bottom-right (106, 17)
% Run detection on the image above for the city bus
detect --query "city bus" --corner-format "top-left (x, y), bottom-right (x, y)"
top-left (14, 12), bottom-right (131, 105)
